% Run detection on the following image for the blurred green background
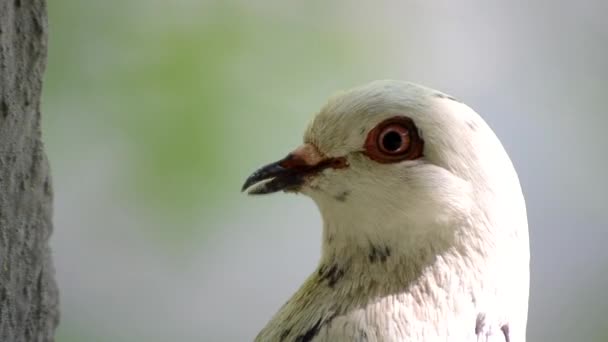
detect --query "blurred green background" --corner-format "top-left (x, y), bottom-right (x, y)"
top-left (44, 1), bottom-right (607, 341)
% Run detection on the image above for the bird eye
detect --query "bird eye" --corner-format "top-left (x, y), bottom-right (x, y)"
top-left (363, 116), bottom-right (424, 163)
top-left (378, 125), bottom-right (410, 154)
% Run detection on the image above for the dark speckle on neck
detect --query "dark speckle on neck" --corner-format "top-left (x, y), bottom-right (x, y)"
top-left (475, 313), bottom-right (484, 335)
top-left (294, 313), bottom-right (338, 342)
top-left (333, 190), bottom-right (351, 202)
top-left (318, 263), bottom-right (346, 288)
top-left (501, 324), bottom-right (510, 342)
top-left (295, 317), bottom-right (322, 342)
top-left (369, 244), bottom-right (391, 263)
top-left (279, 328), bottom-right (292, 341)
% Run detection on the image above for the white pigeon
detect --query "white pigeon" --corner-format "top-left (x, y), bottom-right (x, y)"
top-left (242, 80), bottom-right (529, 342)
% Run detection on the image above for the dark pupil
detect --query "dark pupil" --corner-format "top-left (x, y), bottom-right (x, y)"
top-left (382, 131), bottom-right (402, 152)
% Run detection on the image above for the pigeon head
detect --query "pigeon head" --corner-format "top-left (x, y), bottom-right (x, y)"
top-left (243, 80), bottom-right (526, 256)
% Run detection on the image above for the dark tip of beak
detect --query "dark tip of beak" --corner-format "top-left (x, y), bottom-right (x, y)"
top-left (242, 152), bottom-right (316, 195)
top-left (241, 161), bottom-right (288, 193)
top-left (246, 171), bottom-right (303, 195)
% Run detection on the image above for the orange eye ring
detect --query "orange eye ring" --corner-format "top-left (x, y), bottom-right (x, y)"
top-left (363, 116), bottom-right (424, 163)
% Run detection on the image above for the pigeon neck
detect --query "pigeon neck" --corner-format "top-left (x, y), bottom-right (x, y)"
top-left (318, 217), bottom-right (461, 288)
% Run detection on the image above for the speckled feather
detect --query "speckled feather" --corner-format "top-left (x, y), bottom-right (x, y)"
top-left (254, 81), bottom-right (529, 342)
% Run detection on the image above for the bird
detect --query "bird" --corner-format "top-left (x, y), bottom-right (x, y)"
top-left (242, 80), bottom-right (529, 342)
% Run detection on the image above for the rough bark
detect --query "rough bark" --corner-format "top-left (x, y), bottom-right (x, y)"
top-left (0, 0), bottom-right (59, 341)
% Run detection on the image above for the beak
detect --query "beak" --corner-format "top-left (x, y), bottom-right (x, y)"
top-left (242, 143), bottom-right (348, 195)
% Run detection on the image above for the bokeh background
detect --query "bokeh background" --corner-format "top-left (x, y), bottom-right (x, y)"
top-left (43, 1), bottom-right (607, 341)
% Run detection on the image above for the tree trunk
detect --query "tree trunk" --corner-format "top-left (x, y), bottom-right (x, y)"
top-left (0, 0), bottom-right (59, 341)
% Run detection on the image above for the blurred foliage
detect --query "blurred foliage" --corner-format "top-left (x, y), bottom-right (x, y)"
top-left (44, 0), bottom-right (365, 241)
